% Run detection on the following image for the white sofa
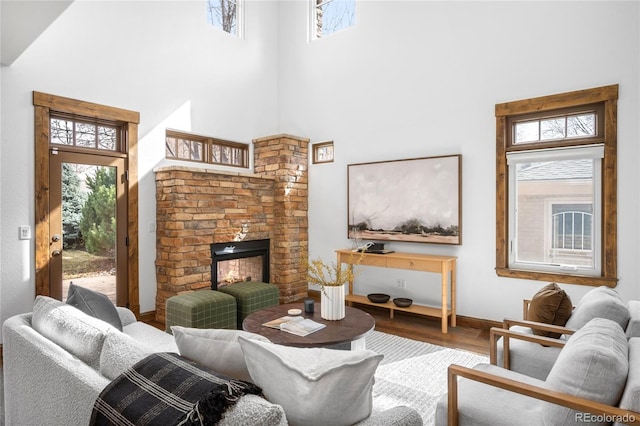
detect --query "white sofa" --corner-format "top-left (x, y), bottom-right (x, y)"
top-left (3, 295), bottom-right (422, 426)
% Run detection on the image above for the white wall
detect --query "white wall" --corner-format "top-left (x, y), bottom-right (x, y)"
top-left (277, 1), bottom-right (640, 321)
top-left (1, 1), bottom-right (638, 340)
top-left (0, 0), bottom-right (280, 336)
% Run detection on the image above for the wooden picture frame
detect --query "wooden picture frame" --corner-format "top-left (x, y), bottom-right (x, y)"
top-left (348, 154), bottom-right (462, 245)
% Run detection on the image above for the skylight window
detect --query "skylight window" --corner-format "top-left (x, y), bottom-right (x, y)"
top-left (311, 0), bottom-right (356, 39)
top-left (207, 0), bottom-right (243, 38)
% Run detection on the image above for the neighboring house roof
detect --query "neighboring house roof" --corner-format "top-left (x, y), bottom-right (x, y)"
top-left (517, 159), bottom-right (593, 181)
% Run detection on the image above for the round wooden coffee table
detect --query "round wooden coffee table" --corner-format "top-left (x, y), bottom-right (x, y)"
top-left (242, 303), bottom-right (375, 350)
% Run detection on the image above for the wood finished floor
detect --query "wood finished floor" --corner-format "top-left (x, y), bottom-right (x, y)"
top-left (351, 303), bottom-right (491, 356)
top-left (145, 301), bottom-right (491, 356)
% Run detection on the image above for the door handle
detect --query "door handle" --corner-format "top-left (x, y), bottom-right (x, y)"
top-left (51, 250), bottom-right (62, 257)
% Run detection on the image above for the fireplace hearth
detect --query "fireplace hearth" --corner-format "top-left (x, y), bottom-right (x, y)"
top-left (211, 239), bottom-right (270, 290)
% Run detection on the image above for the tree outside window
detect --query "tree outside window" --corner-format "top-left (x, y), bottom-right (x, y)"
top-left (207, 0), bottom-right (242, 37)
top-left (313, 0), bottom-right (356, 39)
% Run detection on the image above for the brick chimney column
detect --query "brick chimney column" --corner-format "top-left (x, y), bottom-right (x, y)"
top-left (253, 134), bottom-right (309, 302)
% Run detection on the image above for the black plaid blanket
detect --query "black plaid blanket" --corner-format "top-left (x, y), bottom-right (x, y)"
top-left (90, 352), bottom-right (262, 426)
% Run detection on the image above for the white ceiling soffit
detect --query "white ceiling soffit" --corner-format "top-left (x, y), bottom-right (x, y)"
top-left (1, 0), bottom-right (75, 66)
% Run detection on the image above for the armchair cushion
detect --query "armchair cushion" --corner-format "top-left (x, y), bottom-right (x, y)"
top-left (616, 338), bottom-right (640, 420)
top-left (625, 300), bottom-right (640, 338)
top-left (565, 286), bottom-right (629, 331)
top-left (527, 283), bottom-right (573, 338)
top-left (544, 318), bottom-right (628, 426)
top-left (496, 325), bottom-right (563, 381)
top-left (434, 363), bottom-right (547, 426)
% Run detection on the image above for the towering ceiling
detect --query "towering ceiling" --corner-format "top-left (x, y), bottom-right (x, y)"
top-left (1, 0), bottom-right (74, 66)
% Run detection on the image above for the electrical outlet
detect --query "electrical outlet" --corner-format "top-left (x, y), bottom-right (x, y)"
top-left (396, 278), bottom-right (406, 288)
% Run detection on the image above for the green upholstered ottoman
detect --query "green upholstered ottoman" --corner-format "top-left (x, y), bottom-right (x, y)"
top-left (165, 290), bottom-right (237, 332)
top-left (218, 281), bottom-right (280, 329)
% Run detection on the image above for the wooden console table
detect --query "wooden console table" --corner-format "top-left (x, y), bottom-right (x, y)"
top-left (336, 249), bottom-right (457, 333)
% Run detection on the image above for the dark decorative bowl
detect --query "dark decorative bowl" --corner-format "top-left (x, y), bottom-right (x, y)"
top-left (393, 298), bottom-right (413, 308)
top-left (367, 293), bottom-right (390, 303)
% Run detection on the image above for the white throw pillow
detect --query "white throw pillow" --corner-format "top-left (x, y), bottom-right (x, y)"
top-left (100, 331), bottom-right (152, 380)
top-left (172, 326), bottom-right (270, 382)
top-left (238, 337), bottom-right (383, 426)
top-left (32, 295), bottom-right (115, 369)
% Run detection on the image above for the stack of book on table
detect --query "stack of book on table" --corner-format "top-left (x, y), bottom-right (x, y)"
top-left (263, 316), bottom-right (326, 337)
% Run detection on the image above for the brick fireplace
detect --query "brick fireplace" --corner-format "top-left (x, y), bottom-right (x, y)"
top-left (154, 134), bottom-right (309, 323)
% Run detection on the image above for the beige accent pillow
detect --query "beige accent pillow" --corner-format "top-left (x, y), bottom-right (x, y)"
top-left (238, 337), bottom-right (383, 426)
top-left (527, 283), bottom-right (573, 338)
top-left (171, 326), bottom-right (269, 382)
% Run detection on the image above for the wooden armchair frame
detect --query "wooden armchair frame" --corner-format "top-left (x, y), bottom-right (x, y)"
top-left (489, 320), bottom-right (575, 370)
top-left (447, 364), bottom-right (640, 426)
top-left (488, 297), bottom-right (579, 370)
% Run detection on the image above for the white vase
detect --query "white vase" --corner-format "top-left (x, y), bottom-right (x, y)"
top-left (321, 284), bottom-right (346, 320)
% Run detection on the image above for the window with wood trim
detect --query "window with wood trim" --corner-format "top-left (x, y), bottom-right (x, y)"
top-left (312, 141), bottom-right (334, 164)
top-left (495, 85), bottom-right (618, 287)
top-left (50, 113), bottom-right (124, 153)
top-left (165, 130), bottom-right (249, 168)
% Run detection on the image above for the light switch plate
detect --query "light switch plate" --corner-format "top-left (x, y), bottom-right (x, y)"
top-left (19, 225), bottom-right (31, 240)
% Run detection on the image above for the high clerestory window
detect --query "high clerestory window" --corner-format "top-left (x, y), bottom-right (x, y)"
top-left (311, 0), bottom-right (356, 40)
top-left (495, 85), bottom-right (618, 287)
top-left (207, 0), bottom-right (243, 38)
top-left (165, 129), bottom-right (249, 168)
top-left (50, 114), bottom-right (123, 152)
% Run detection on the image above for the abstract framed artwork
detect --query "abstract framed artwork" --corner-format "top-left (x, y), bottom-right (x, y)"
top-left (348, 154), bottom-right (462, 245)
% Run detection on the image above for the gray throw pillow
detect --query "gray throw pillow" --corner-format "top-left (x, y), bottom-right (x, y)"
top-left (66, 283), bottom-right (122, 331)
top-left (172, 326), bottom-right (269, 382)
top-left (544, 318), bottom-right (628, 426)
top-left (238, 337), bottom-right (383, 426)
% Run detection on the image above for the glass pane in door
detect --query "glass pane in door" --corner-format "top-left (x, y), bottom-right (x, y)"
top-left (61, 163), bottom-right (117, 303)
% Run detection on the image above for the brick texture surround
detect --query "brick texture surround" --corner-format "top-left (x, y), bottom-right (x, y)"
top-left (154, 134), bottom-right (309, 323)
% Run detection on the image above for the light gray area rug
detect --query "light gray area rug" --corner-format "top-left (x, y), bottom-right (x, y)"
top-left (366, 330), bottom-right (488, 425)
